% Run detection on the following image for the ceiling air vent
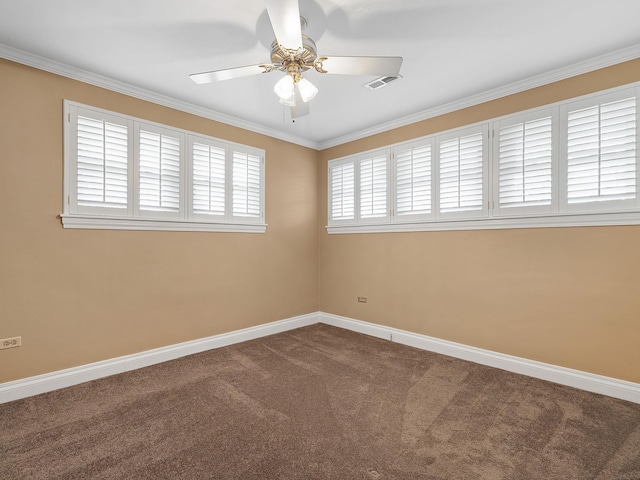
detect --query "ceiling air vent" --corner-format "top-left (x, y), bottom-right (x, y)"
top-left (364, 75), bottom-right (401, 90)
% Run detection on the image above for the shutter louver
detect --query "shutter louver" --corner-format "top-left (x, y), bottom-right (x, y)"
top-left (499, 117), bottom-right (553, 208)
top-left (192, 143), bottom-right (225, 216)
top-left (439, 133), bottom-right (484, 213)
top-left (567, 97), bottom-right (636, 204)
top-left (396, 144), bottom-right (431, 216)
top-left (139, 130), bottom-right (180, 212)
top-left (77, 115), bottom-right (128, 209)
top-left (330, 162), bottom-right (355, 221)
top-left (232, 150), bottom-right (261, 218)
top-left (360, 154), bottom-right (387, 219)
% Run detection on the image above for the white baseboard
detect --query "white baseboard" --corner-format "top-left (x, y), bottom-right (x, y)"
top-left (2, 311), bottom-right (638, 405)
top-left (320, 312), bottom-right (640, 404)
top-left (0, 312), bottom-right (320, 404)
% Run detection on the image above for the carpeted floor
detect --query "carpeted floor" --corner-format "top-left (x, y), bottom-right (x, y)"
top-left (1, 324), bottom-right (639, 479)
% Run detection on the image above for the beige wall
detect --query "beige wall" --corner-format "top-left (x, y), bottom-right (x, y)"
top-left (0, 59), bottom-right (318, 383)
top-left (2, 56), bottom-right (640, 387)
top-left (318, 59), bottom-right (640, 384)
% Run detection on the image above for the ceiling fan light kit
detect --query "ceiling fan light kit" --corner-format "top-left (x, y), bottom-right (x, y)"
top-left (297, 78), bottom-right (318, 102)
top-left (273, 59), bottom-right (318, 105)
top-left (274, 74), bottom-right (295, 100)
top-left (189, 0), bottom-right (403, 119)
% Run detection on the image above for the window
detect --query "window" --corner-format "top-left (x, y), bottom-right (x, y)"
top-left (329, 159), bottom-right (355, 223)
top-left (327, 83), bottom-right (640, 233)
top-left (190, 138), bottom-right (226, 218)
top-left (562, 92), bottom-right (637, 212)
top-left (437, 126), bottom-right (487, 219)
top-left (63, 101), bottom-right (266, 232)
top-left (232, 149), bottom-right (262, 219)
top-left (359, 152), bottom-right (388, 221)
top-left (73, 110), bottom-right (131, 215)
top-left (328, 151), bottom-right (390, 225)
top-left (394, 140), bottom-right (433, 221)
top-left (136, 124), bottom-right (183, 218)
top-left (493, 110), bottom-right (556, 217)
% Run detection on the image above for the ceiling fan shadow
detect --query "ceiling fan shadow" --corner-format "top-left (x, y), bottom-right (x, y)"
top-left (326, 5), bottom-right (503, 40)
top-left (122, 22), bottom-right (259, 60)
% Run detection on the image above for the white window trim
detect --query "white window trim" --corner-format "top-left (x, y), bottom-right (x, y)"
top-left (62, 101), bottom-right (266, 233)
top-left (59, 215), bottom-right (266, 233)
top-left (328, 210), bottom-right (640, 234)
top-left (327, 82), bottom-right (640, 234)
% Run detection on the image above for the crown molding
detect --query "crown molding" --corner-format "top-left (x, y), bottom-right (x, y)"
top-left (0, 43), bottom-right (321, 150)
top-left (2, 42), bottom-right (639, 152)
top-left (318, 44), bottom-right (640, 150)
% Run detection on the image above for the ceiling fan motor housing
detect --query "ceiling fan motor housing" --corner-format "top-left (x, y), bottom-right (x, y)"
top-left (270, 34), bottom-right (317, 72)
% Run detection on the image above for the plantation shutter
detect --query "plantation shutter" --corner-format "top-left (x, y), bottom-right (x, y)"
top-left (232, 149), bottom-right (262, 219)
top-left (76, 114), bottom-right (128, 211)
top-left (329, 161), bottom-right (355, 222)
top-left (359, 153), bottom-right (388, 220)
top-left (438, 129), bottom-right (485, 217)
top-left (139, 127), bottom-right (181, 214)
top-left (497, 116), bottom-right (553, 214)
top-left (395, 142), bottom-right (432, 218)
top-left (192, 141), bottom-right (226, 216)
top-left (567, 96), bottom-right (636, 205)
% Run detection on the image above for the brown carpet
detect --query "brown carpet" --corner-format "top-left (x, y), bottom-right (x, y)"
top-left (1, 324), bottom-right (639, 479)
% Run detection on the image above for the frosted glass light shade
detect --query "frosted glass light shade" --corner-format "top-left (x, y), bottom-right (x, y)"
top-left (274, 75), bottom-right (295, 100)
top-left (297, 77), bottom-right (318, 102)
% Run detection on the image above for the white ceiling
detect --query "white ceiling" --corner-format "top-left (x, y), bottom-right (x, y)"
top-left (1, 0), bottom-right (639, 149)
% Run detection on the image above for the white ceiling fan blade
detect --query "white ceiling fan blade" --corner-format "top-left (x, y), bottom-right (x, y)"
top-left (190, 65), bottom-right (269, 84)
top-left (316, 56), bottom-right (403, 77)
top-left (264, 0), bottom-right (303, 51)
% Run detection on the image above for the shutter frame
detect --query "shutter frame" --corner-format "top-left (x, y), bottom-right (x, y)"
top-left (358, 149), bottom-right (390, 224)
top-left (70, 105), bottom-right (133, 217)
top-left (230, 145), bottom-right (264, 223)
top-left (135, 122), bottom-right (184, 219)
top-left (493, 108), bottom-right (557, 217)
top-left (393, 139), bottom-right (434, 222)
top-left (188, 134), bottom-right (228, 221)
top-left (562, 89), bottom-right (638, 213)
top-left (436, 124), bottom-right (488, 220)
top-left (328, 158), bottom-right (356, 224)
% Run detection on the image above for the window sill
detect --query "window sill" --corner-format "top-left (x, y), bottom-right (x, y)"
top-left (60, 214), bottom-right (267, 233)
top-left (326, 211), bottom-right (640, 234)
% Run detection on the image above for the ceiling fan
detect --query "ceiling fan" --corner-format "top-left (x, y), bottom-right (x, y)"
top-left (189, 0), bottom-right (403, 120)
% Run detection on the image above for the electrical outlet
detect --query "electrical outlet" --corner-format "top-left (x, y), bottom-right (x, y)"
top-left (357, 297), bottom-right (367, 303)
top-left (0, 336), bottom-right (21, 349)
